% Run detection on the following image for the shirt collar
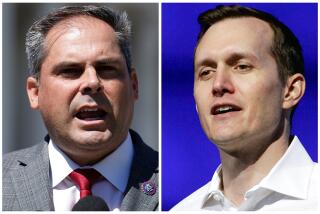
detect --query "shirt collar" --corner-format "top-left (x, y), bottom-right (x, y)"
top-left (258, 136), bottom-right (315, 199)
top-left (203, 136), bottom-right (314, 207)
top-left (48, 133), bottom-right (134, 193)
top-left (208, 165), bottom-right (223, 195)
top-left (204, 165), bottom-right (223, 204)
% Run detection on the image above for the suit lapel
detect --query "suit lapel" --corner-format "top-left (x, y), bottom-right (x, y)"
top-left (7, 132), bottom-right (157, 211)
top-left (10, 142), bottom-right (54, 211)
top-left (121, 171), bottom-right (158, 211)
top-left (121, 130), bottom-right (158, 211)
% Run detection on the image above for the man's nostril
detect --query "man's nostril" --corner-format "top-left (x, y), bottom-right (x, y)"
top-left (82, 87), bottom-right (92, 94)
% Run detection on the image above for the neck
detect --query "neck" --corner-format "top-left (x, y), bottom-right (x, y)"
top-left (218, 125), bottom-right (290, 207)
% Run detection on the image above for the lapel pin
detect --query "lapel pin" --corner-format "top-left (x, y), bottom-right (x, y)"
top-left (140, 181), bottom-right (157, 196)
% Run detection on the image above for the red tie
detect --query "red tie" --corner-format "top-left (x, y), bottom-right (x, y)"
top-left (69, 168), bottom-right (102, 199)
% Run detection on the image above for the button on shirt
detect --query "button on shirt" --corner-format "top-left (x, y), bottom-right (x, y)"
top-left (48, 133), bottom-right (134, 211)
top-left (172, 136), bottom-right (318, 211)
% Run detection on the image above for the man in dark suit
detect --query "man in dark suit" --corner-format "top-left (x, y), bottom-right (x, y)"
top-left (3, 5), bottom-right (158, 211)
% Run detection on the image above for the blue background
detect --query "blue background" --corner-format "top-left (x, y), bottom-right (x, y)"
top-left (162, 3), bottom-right (318, 211)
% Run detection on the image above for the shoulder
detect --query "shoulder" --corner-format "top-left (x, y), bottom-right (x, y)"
top-left (2, 142), bottom-right (52, 211)
top-left (129, 129), bottom-right (158, 169)
top-left (309, 162), bottom-right (319, 193)
top-left (171, 181), bottom-right (211, 211)
top-left (3, 143), bottom-right (48, 172)
top-left (122, 130), bottom-right (159, 211)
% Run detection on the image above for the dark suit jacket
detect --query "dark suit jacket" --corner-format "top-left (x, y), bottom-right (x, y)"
top-left (2, 130), bottom-right (158, 211)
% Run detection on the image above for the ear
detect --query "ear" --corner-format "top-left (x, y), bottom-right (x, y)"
top-left (130, 68), bottom-right (139, 100)
top-left (282, 73), bottom-right (305, 109)
top-left (26, 76), bottom-right (40, 109)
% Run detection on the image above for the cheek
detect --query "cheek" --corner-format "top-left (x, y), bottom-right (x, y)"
top-left (261, 79), bottom-right (283, 106)
top-left (194, 90), bottom-right (205, 117)
top-left (38, 80), bottom-right (76, 115)
top-left (194, 83), bottom-right (212, 126)
top-left (244, 79), bottom-right (283, 123)
top-left (104, 80), bottom-right (133, 114)
top-left (194, 82), bottom-right (212, 108)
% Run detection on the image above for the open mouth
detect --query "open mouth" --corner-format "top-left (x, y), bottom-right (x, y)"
top-left (212, 104), bottom-right (241, 115)
top-left (75, 107), bottom-right (107, 121)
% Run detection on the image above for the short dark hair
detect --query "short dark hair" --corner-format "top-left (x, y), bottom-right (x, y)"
top-left (196, 5), bottom-right (304, 84)
top-left (26, 5), bottom-right (132, 79)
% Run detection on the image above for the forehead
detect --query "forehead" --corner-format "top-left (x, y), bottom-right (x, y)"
top-left (195, 17), bottom-right (274, 62)
top-left (44, 15), bottom-right (118, 52)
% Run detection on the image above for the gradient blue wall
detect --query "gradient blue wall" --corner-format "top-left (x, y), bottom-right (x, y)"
top-left (162, 3), bottom-right (318, 211)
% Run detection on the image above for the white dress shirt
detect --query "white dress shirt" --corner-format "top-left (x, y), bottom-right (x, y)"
top-left (48, 133), bottom-right (134, 211)
top-left (172, 136), bottom-right (318, 211)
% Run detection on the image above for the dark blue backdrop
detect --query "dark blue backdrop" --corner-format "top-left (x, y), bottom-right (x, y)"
top-left (162, 3), bottom-right (318, 211)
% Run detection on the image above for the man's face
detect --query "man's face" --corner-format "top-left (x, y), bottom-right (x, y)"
top-left (194, 17), bottom-right (286, 151)
top-left (27, 16), bottom-right (138, 164)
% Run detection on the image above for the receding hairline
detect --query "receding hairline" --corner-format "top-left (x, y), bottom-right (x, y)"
top-left (194, 16), bottom-right (276, 65)
top-left (44, 15), bottom-right (118, 52)
top-left (39, 14), bottom-right (123, 74)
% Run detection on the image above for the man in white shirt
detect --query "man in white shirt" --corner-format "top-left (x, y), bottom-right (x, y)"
top-left (3, 5), bottom-right (158, 211)
top-left (172, 5), bottom-right (318, 211)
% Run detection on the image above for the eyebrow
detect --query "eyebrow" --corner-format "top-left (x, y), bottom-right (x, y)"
top-left (225, 52), bottom-right (258, 65)
top-left (93, 58), bottom-right (123, 67)
top-left (195, 51), bottom-right (259, 69)
top-left (53, 62), bottom-right (83, 72)
top-left (52, 57), bottom-right (123, 72)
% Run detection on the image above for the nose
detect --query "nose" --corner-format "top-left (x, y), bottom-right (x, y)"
top-left (212, 68), bottom-right (234, 97)
top-left (80, 66), bottom-right (103, 94)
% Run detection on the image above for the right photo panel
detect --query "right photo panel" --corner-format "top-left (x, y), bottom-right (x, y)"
top-left (162, 2), bottom-right (318, 211)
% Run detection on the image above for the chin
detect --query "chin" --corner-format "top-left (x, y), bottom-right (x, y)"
top-left (73, 131), bottom-right (112, 147)
top-left (210, 132), bottom-right (241, 145)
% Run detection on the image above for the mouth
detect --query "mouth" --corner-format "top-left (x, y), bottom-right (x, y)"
top-left (75, 107), bottom-right (107, 121)
top-left (211, 104), bottom-right (241, 115)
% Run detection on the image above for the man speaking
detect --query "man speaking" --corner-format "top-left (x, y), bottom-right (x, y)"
top-left (172, 5), bottom-right (318, 211)
top-left (3, 5), bottom-right (158, 211)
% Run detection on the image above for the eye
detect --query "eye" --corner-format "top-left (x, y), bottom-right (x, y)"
top-left (234, 63), bottom-right (252, 72)
top-left (96, 65), bottom-right (114, 72)
top-left (198, 68), bottom-right (215, 80)
top-left (200, 70), bottom-right (210, 76)
top-left (199, 70), bottom-right (211, 80)
top-left (58, 67), bottom-right (83, 78)
top-left (96, 65), bottom-right (120, 79)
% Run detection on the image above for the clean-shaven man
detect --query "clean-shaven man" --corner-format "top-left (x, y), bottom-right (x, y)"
top-left (3, 5), bottom-right (158, 211)
top-left (172, 5), bottom-right (318, 211)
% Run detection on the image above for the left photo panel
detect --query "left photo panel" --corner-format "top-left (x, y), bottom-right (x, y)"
top-left (2, 3), bottom-right (159, 211)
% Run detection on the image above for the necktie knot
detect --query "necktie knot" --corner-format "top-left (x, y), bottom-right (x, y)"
top-left (69, 168), bottom-right (102, 199)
